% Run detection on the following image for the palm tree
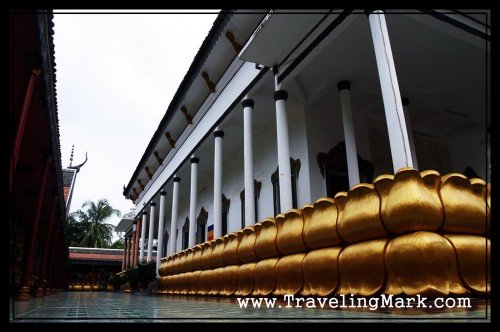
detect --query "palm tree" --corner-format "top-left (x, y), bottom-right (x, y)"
top-left (69, 199), bottom-right (121, 248)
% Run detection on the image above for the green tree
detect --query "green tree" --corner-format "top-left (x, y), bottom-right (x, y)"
top-left (69, 199), bottom-right (121, 248)
top-left (110, 237), bottom-right (124, 249)
top-left (67, 214), bottom-right (85, 246)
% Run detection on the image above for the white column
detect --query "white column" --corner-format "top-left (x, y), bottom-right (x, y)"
top-left (402, 97), bottom-right (418, 170)
top-left (274, 86), bottom-right (293, 212)
top-left (147, 203), bottom-right (156, 262)
top-left (188, 156), bottom-right (199, 247)
top-left (169, 176), bottom-right (180, 255)
top-left (156, 191), bottom-right (166, 277)
top-left (139, 211), bottom-right (147, 262)
top-left (213, 128), bottom-right (224, 239)
top-left (368, 10), bottom-right (413, 171)
top-left (242, 97), bottom-right (255, 226)
top-left (338, 81), bottom-right (360, 187)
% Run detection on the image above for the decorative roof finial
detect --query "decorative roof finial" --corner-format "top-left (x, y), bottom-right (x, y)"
top-left (69, 144), bottom-right (74, 167)
top-left (68, 150), bottom-right (88, 174)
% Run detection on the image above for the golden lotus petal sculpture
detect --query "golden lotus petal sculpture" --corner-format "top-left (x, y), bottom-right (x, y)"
top-left (301, 247), bottom-right (342, 297)
top-left (178, 250), bottom-right (187, 274)
top-left (171, 253), bottom-right (180, 275)
top-left (445, 234), bottom-right (490, 295)
top-left (223, 232), bottom-right (243, 266)
top-left (338, 238), bottom-right (388, 296)
top-left (235, 262), bottom-right (257, 296)
top-left (337, 184), bottom-right (388, 244)
top-left (185, 248), bottom-right (195, 273)
top-left (384, 231), bottom-right (467, 296)
top-left (238, 226), bottom-right (258, 263)
top-left (200, 242), bottom-right (213, 270)
top-left (441, 174), bottom-right (489, 235)
top-left (334, 191), bottom-right (348, 222)
top-left (276, 209), bottom-right (307, 255)
top-left (158, 276), bottom-right (167, 292)
top-left (189, 270), bottom-right (202, 294)
top-left (252, 258), bottom-right (279, 296)
top-left (302, 198), bottom-right (341, 250)
top-left (254, 218), bottom-right (279, 259)
top-left (219, 265), bottom-right (239, 296)
top-left (274, 253), bottom-right (306, 296)
top-left (210, 237), bottom-right (227, 268)
top-left (197, 270), bottom-right (210, 295)
top-left (208, 268), bottom-right (224, 295)
top-left (191, 244), bottom-right (203, 271)
top-left (377, 168), bottom-right (443, 234)
top-left (471, 178), bottom-right (490, 237)
top-left (373, 173), bottom-right (394, 222)
top-left (180, 272), bottom-right (190, 294)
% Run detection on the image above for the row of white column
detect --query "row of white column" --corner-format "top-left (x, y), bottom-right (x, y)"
top-left (138, 10), bottom-right (419, 275)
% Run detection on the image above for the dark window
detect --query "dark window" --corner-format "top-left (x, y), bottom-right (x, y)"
top-left (325, 165), bottom-right (349, 198)
top-left (182, 218), bottom-right (189, 250)
top-left (240, 193), bottom-right (259, 228)
top-left (272, 181), bottom-right (281, 216)
top-left (197, 222), bottom-right (205, 244)
top-left (272, 160), bottom-right (299, 216)
top-left (222, 209), bottom-right (228, 236)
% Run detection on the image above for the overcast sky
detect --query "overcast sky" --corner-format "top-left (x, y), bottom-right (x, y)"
top-left (53, 11), bottom-right (219, 240)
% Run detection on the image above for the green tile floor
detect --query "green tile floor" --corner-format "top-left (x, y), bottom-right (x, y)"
top-left (10, 292), bottom-right (490, 323)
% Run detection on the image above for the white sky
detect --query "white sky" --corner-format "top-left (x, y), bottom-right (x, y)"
top-left (53, 11), bottom-right (219, 241)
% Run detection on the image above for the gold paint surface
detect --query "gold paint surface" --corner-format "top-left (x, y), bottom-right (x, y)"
top-left (223, 232), bottom-right (243, 266)
top-left (178, 251), bottom-right (186, 274)
top-left (238, 226), bottom-right (258, 263)
top-left (210, 237), bottom-right (227, 268)
top-left (445, 234), bottom-right (490, 294)
top-left (171, 253), bottom-right (180, 275)
top-left (189, 270), bottom-right (202, 294)
top-left (302, 198), bottom-right (341, 250)
top-left (197, 270), bottom-right (210, 295)
top-left (338, 238), bottom-right (388, 296)
top-left (252, 258), bottom-right (279, 296)
top-left (254, 218), bottom-right (279, 259)
top-left (301, 247), bottom-right (341, 297)
top-left (334, 192), bottom-right (348, 223)
top-left (185, 248), bottom-right (194, 273)
top-left (373, 174), bottom-right (394, 219)
top-left (220, 265), bottom-right (239, 296)
top-left (441, 174), bottom-right (489, 235)
top-left (191, 245), bottom-right (203, 272)
top-left (235, 262), bottom-right (257, 297)
top-left (337, 184), bottom-right (387, 244)
top-left (380, 168), bottom-right (443, 234)
top-left (384, 231), bottom-right (467, 296)
top-left (276, 209), bottom-right (307, 255)
top-left (208, 268), bottom-right (223, 295)
top-left (274, 253), bottom-right (306, 296)
top-left (200, 242), bottom-right (213, 270)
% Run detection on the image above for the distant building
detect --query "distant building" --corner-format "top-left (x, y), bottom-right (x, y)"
top-left (66, 247), bottom-right (123, 290)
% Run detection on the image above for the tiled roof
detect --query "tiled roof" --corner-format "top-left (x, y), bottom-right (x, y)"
top-left (62, 168), bottom-right (75, 187)
top-left (70, 252), bottom-right (123, 261)
top-left (63, 187), bottom-right (70, 203)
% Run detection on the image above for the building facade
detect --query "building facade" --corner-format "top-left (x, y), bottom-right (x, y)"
top-left (122, 10), bottom-right (490, 283)
top-left (10, 10), bottom-right (69, 300)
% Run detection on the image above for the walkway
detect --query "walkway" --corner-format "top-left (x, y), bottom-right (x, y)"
top-left (10, 292), bottom-right (489, 322)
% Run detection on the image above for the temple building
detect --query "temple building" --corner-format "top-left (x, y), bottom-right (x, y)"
top-left (10, 10), bottom-right (69, 300)
top-left (123, 10), bottom-right (489, 296)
